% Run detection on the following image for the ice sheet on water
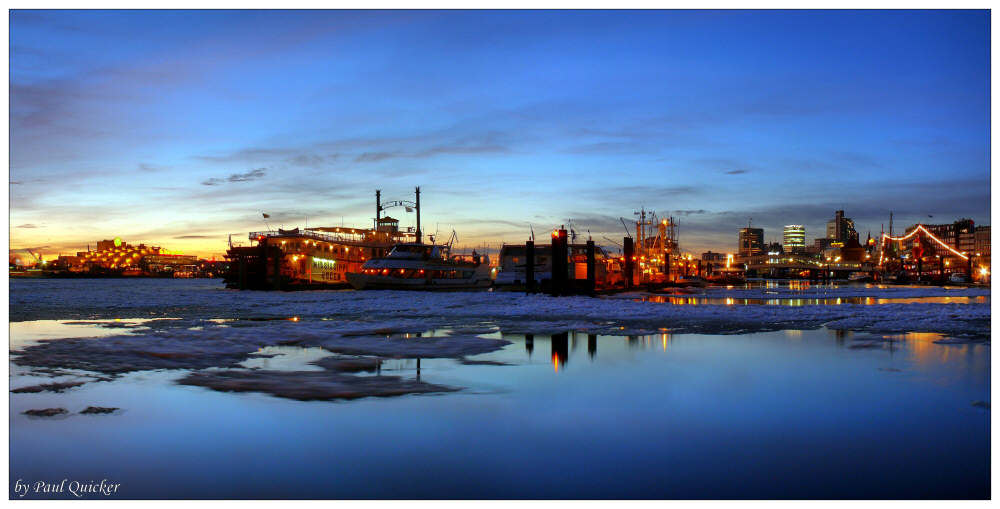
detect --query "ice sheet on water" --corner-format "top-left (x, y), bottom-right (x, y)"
top-left (314, 334), bottom-right (511, 359)
top-left (11, 319), bottom-right (512, 375)
top-left (9, 282), bottom-right (991, 378)
top-left (178, 369), bottom-right (457, 401)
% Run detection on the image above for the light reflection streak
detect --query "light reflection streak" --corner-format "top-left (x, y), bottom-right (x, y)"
top-left (641, 296), bottom-right (987, 306)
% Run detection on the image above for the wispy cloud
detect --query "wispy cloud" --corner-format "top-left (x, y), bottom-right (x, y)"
top-left (287, 153), bottom-right (340, 167)
top-left (355, 151), bottom-right (402, 163)
top-left (201, 168), bottom-right (268, 186)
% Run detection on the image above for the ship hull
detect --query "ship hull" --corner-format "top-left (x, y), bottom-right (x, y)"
top-left (345, 272), bottom-right (491, 291)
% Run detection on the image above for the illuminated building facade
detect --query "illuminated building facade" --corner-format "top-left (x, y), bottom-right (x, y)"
top-left (826, 210), bottom-right (856, 243)
top-left (900, 220), bottom-right (977, 260)
top-left (974, 225), bottom-right (990, 268)
top-left (56, 237), bottom-right (197, 274)
top-left (738, 227), bottom-right (764, 257)
top-left (783, 225), bottom-right (805, 252)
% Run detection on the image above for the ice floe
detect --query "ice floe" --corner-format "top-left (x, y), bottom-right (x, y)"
top-left (23, 408), bottom-right (68, 417)
top-left (178, 370), bottom-right (457, 401)
top-left (79, 406), bottom-right (119, 415)
top-left (9, 281), bottom-right (990, 383)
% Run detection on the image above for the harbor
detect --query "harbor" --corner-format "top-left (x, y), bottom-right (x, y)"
top-left (9, 9), bottom-right (989, 502)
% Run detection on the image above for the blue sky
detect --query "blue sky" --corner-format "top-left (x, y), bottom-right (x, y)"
top-left (9, 10), bottom-right (990, 258)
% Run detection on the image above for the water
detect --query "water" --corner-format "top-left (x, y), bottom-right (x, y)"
top-left (8, 279), bottom-right (991, 499)
top-left (643, 294), bottom-right (989, 305)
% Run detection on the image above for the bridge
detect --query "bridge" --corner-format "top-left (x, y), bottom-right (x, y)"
top-left (740, 253), bottom-right (873, 272)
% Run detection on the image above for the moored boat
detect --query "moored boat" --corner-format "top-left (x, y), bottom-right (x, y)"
top-left (848, 271), bottom-right (875, 283)
top-left (675, 275), bottom-right (706, 287)
top-left (223, 189), bottom-right (421, 290)
top-left (346, 243), bottom-right (491, 291)
top-left (493, 242), bottom-right (621, 291)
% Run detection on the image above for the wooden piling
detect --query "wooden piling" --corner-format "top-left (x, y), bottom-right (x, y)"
top-left (259, 237), bottom-right (269, 290)
top-left (525, 241), bottom-right (535, 295)
top-left (551, 228), bottom-right (568, 296)
top-left (586, 240), bottom-right (595, 297)
top-left (623, 237), bottom-right (634, 290)
top-left (273, 250), bottom-right (281, 291)
top-left (238, 257), bottom-right (246, 290)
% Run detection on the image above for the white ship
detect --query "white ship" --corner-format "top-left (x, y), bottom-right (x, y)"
top-left (345, 243), bottom-right (492, 291)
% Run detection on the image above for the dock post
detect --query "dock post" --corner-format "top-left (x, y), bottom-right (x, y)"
top-left (917, 258), bottom-right (922, 284)
top-left (623, 237), bottom-right (633, 290)
top-left (551, 227), bottom-right (568, 296)
top-left (938, 256), bottom-right (944, 285)
top-left (586, 240), bottom-right (596, 297)
top-left (238, 257), bottom-right (246, 290)
top-left (967, 254), bottom-right (973, 282)
top-left (273, 248), bottom-right (281, 291)
top-left (259, 237), bottom-right (269, 290)
top-left (525, 241), bottom-right (535, 295)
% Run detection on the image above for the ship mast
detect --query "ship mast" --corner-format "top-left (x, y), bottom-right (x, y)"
top-left (415, 186), bottom-right (421, 244)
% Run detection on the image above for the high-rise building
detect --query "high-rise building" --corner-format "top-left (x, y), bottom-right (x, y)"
top-left (826, 210), bottom-right (856, 243)
top-left (738, 227), bottom-right (764, 257)
top-left (783, 225), bottom-right (805, 252)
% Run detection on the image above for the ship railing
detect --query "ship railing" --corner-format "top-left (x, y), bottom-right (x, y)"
top-left (249, 230), bottom-right (370, 245)
top-left (448, 254), bottom-right (489, 266)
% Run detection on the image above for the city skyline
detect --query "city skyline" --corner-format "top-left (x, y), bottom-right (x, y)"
top-left (9, 10), bottom-right (991, 259)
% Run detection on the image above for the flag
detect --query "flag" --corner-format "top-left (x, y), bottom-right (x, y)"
top-left (404, 207), bottom-right (413, 213)
top-left (262, 213), bottom-right (270, 218)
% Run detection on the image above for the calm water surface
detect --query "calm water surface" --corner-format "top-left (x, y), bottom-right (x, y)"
top-left (9, 320), bottom-right (990, 499)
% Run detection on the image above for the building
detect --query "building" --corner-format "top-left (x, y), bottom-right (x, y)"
top-left (701, 251), bottom-right (727, 262)
top-left (974, 225), bottom-right (990, 268)
top-left (804, 237), bottom-right (835, 256)
top-left (765, 242), bottom-right (784, 255)
top-left (58, 237), bottom-right (198, 274)
top-left (738, 227), bottom-right (764, 257)
top-left (826, 210), bottom-right (856, 243)
top-left (900, 220), bottom-right (977, 260)
top-left (783, 225), bottom-right (805, 252)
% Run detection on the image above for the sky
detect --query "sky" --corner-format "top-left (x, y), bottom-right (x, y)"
top-left (8, 9), bottom-right (991, 259)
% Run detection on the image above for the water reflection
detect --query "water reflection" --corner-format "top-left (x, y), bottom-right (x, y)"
top-left (551, 332), bottom-right (568, 372)
top-left (10, 323), bottom-right (990, 499)
top-left (642, 295), bottom-right (988, 306)
top-left (8, 319), bottom-right (155, 352)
